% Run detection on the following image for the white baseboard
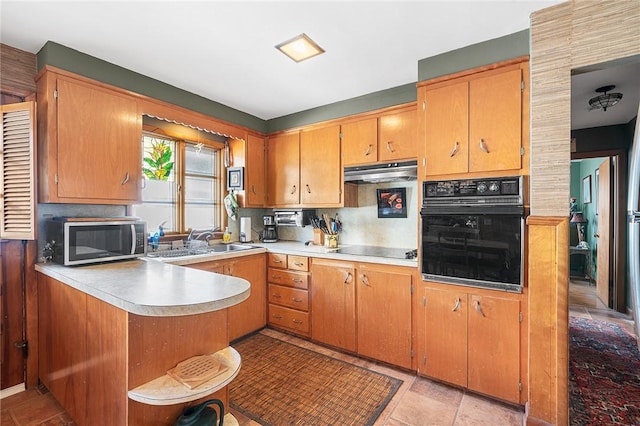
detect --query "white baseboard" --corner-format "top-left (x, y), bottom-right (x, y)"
top-left (0, 383), bottom-right (25, 399)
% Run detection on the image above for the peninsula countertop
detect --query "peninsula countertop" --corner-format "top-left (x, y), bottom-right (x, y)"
top-left (35, 259), bottom-right (251, 317)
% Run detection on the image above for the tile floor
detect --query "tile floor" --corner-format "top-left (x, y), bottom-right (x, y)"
top-left (2, 278), bottom-right (635, 426)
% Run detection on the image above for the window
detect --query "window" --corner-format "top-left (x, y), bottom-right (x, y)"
top-left (132, 133), bottom-right (223, 234)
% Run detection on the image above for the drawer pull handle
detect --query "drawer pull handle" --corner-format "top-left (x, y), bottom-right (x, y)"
top-left (360, 274), bottom-right (370, 286)
top-left (343, 272), bottom-right (352, 284)
top-left (292, 298), bottom-right (303, 303)
top-left (251, 185), bottom-right (257, 195)
top-left (292, 319), bottom-right (303, 324)
top-left (306, 184), bottom-right (311, 194)
top-left (479, 138), bottom-right (490, 154)
top-left (386, 141), bottom-right (395, 153)
top-left (292, 278), bottom-right (303, 283)
top-left (272, 275), bottom-right (282, 279)
top-left (452, 298), bottom-right (461, 312)
top-left (365, 144), bottom-right (373, 156)
top-left (273, 314), bottom-right (283, 319)
top-left (293, 262), bottom-right (304, 266)
top-left (290, 184), bottom-right (297, 195)
top-left (273, 259), bottom-right (283, 263)
top-left (272, 294), bottom-right (282, 299)
top-left (449, 141), bottom-right (459, 157)
top-left (121, 172), bottom-right (130, 185)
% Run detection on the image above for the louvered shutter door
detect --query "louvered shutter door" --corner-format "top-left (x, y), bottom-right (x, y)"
top-left (1, 101), bottom-right (36, 240)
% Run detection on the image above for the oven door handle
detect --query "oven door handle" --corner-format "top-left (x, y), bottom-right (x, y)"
top-left (421, 205), bottom-right (525, 216)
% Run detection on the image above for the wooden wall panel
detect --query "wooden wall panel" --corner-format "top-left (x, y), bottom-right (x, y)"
top-left (0, 44), bottom-right (37, 98)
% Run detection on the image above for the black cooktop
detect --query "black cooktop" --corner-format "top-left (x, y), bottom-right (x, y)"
top-left (334, 245), bottom-right (417, 260)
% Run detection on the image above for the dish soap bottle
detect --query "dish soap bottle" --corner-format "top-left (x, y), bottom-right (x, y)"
top-left (222, 227), bottom-right (232, 244)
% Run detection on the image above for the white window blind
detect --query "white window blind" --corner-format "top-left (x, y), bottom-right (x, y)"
top-left (1, 101), bottom-right (36, 240)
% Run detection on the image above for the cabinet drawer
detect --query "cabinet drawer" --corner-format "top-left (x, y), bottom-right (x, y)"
top-left (268, 253), bottom-right (287, 268)
top-left (268, 284), bottom-right (309, 311)
top-left (267, 268), bottom-right (309, 289)
top-left (287, 255), bottom-right (309, 271)
top-left (269, 304), bottom-right (309, 334)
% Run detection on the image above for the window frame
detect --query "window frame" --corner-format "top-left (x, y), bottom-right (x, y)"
top-left (138, 128), bottom-right (226, 235)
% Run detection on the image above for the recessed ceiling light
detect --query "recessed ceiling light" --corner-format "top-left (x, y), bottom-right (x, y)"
top-left (275, 33), bottom-right (325, 63)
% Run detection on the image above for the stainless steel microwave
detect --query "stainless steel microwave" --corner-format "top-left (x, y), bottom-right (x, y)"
top-left (46, 217), bottom-right (147, 266)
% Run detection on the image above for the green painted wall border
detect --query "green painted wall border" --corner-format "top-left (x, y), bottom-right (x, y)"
top-left (37, 41), bottom-right (267, 133)
top-left (418, 29), bottom-right (530, 82)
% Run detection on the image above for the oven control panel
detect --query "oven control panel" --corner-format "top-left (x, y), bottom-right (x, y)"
top-left (424, 176), bottom-right (521, 198)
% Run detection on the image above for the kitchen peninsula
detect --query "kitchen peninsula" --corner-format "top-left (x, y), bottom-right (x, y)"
top-left (35, 258), bottom-right (252, 425)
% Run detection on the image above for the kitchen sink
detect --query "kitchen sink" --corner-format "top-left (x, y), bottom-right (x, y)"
top-left (147, 243), bottom-right (255, 258)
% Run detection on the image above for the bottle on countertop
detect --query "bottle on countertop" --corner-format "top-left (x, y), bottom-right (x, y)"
top-left (222, 227), bottom-right (232, 243)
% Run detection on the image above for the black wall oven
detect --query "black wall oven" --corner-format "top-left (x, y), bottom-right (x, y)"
top-left (420, 176), bottom-right (525, 293)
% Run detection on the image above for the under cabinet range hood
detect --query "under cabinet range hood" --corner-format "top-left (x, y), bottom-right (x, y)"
top-left (344, 160), bottom-right (418, 184)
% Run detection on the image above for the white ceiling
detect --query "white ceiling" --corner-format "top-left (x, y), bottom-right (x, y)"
top-left (1, 1), bottom-right (637, 129)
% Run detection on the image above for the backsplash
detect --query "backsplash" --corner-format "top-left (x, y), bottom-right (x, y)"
top-left (234, 181), bottom-right (418, 250)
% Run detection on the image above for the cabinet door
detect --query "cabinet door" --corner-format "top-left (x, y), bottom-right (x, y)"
top-left (420, 287), bottom-right (467, 387)
top-left (423, 81), bottom-right (469, 176)
top-left (378, 109), bottom-right (417, 162)
top-left (227, 255), bottom-right (267, 341)
top-left (341, 118), bottom-right (377, 166)
top-left (300, 125), bottom-right (342, 206)
top-left (467, 294), bottom-right (521, 403)
top-left (267, 132), bottom-right (300, 206)
top-left (356, 265), bottom-right (412, 368)
top-left (468, 68), bottom-right (522, 173)
top-left (56, 77), bottom-right (141, 201)
top-left (245, 134), bottom-right (266, 207)
top-left (311, 259), bottom-right (356, 352)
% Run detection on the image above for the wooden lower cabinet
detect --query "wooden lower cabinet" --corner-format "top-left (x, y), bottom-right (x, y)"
top-left (267, 254), bottom-right (310, 336)
top-left (37, 273), bottom-right (229, 426)
top-left (188, 254), bottom-right (266, 341)
top-left (418, 282), bottom-right (525, 404)
top-left (310, 259), bottom-right (413, 369)
top-left (310, 259), bottom-right (357, 352)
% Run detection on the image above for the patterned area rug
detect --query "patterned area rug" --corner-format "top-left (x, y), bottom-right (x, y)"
top-left (229, 333), bottom-right (402, 426)
top-left (569, 317), bottom-right (640, 425)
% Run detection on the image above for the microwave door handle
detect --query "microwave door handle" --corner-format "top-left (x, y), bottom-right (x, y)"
top-left (130, 224), bottom-right (136, 255)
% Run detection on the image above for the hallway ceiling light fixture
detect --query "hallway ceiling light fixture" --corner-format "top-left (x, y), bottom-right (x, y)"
top-left (275, 33), bottom-right (325, 63)
top-left (588, 85), bottom-right (623, 112)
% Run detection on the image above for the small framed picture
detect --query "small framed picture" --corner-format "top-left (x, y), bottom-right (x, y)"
top-left (227, 167), bottom-right (244, 190)
top-left (377, 187), bottom-right (407, 218)
top-left (582, 175), bottom-right (592, 204)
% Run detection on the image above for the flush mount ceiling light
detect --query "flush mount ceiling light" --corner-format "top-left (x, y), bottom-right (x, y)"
top-left (275, 33), bottom-right (325, 63)
top-left (588, 85), bottom-right (623, 111)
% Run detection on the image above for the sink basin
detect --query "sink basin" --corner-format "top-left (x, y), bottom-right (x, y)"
top-left (147, 244), bottom-right (255, 258)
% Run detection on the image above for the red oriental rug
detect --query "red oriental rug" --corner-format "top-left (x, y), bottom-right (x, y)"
top-left (569, 316), bottom-right (640, 425)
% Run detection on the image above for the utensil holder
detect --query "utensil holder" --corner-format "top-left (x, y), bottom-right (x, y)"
top-left (324, 234), bottom-right (339, 248)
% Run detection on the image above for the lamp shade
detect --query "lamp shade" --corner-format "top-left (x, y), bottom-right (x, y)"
top-left (570, 212), bottom-right (586, 223)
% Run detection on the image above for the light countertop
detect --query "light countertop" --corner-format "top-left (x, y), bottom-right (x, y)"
top-left (35, 259), bottom-right (250, 317)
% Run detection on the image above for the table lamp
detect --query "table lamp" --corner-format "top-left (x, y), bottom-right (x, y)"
top-left (570, 212), bottom-right (588, 248)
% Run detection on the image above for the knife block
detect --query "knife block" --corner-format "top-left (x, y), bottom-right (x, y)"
top-left (313, 229), bottom-right (324, 246)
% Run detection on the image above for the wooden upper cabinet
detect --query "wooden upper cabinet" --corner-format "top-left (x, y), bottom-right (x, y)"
top-left (423, 81), bottom-right (469, 176)
top-left (421, 59), bottom-right (527, 178)
top-left (37, 70), bottom-right (142, 203)
top-left (378, 109), bottom-right (417, 162)
top-left (341, 117), bottom-right (377, 166)
top-left (468, 68), bottom-right (522, 173)
top-left (245, 133), bottom-right (266, 207)
top-left (300, 124), bottom-right (342, 206)
top-left (267, 132), bottom-right (300, 206)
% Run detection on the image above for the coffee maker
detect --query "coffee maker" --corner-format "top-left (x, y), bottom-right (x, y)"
top-left (262, 215), bottom-right (278, 243)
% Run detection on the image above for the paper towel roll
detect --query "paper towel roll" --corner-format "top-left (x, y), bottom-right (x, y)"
top-left (240, 217), bottom-right (251, 242)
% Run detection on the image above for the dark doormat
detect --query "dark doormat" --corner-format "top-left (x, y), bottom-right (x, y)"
top-left (229, 333), bottom-right (402, 426)
top-left (569, 316), bottom-right (640, 425)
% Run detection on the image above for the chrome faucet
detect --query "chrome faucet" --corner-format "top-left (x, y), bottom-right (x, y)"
top-left (187, 227), bottom-right (221, 242)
